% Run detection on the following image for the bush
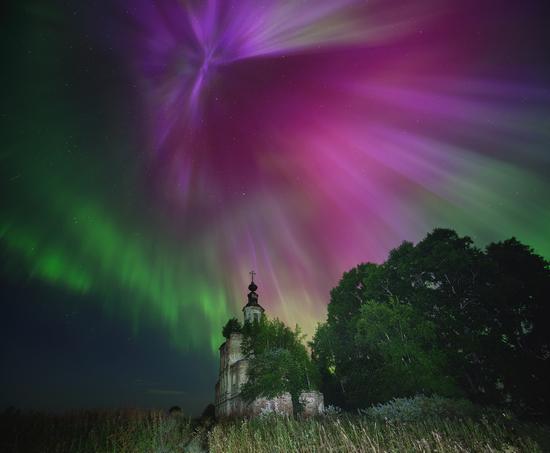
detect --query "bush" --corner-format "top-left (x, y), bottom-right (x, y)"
top-left (359, 395), bottom-right (479, 422)
top-left (324, 405), bottom-right (343, 417)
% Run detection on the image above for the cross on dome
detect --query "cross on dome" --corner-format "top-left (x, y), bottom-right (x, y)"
top-left (248, 271), bottom-right (258, 293)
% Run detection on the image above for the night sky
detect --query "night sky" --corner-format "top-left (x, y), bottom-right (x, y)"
top-left (1, 0), bottom-right (549, 415)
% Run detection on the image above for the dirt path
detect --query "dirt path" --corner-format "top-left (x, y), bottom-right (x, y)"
top-left (184, 434), bottom-right (208, 453)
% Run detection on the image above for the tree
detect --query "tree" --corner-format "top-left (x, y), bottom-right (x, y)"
top-left (477, 238), bottom-right (550, 415)
top-left (321, 263), bottom-right (385, 408)
top-left (354, 297), bottom-right (460, 402)
top-left (222, 318), bottom-right (242, 339)
top-left (241, 317), bottom-right (319, 414)
top-left (312, 228), bottom-right (550, 416)
top-left (310, 323), bottom-right (345, 407)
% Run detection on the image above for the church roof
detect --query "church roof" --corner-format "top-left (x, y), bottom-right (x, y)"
top-left (243, 272), bottom-right (264, 311)
top-left (243, 291), bottom-right (265, 311)
top-left (243, 299), bottom-right (265, 311)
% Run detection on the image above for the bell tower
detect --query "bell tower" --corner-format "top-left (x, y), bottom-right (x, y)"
top-left (243, 271), bottom-right (265, 323)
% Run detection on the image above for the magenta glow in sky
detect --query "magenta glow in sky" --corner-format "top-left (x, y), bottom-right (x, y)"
top-left (111, 0), bottom-right (550, 336)
top-left (4, 0), bottom-right (549, 350)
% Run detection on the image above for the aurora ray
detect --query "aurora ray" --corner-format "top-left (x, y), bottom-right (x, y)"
top-left (1, 0), bottom-right (549, 359)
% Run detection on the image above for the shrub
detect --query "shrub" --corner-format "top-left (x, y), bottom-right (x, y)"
top-left (359, 395), bottom-right (478, 422)
top-left (324, 405), bottom-right (342, 417)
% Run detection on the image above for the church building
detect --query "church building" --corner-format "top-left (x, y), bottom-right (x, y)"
top-left (214, 274), bottom-right (274, 418)
top-left (214, 273), bottom-right (324, 418)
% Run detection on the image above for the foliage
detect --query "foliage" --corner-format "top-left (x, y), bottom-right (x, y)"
top-left (358, 395), bottom-right (479, 423)
top-left (310, 322), bottom-right (344, 407)
top-left (240, 317), bottom-right (319, 413)
top-left (4, 407), bottom-right (547, 453)
top-left (168, 405), bottom-right (182, 415)
top-left (479, 239), bottom-right (550, 415)
top-left (0, 409), bottom-right (194, 453)
top-left (354, 298), bottom-right (460, 401)
top-left (311, 228), bottom-right (550, 416)
top-left (323, 405), bottom-right (343, 417)
top-left (200, 403), bottom-right (216, 420)
top-left (209, 412), bottom-right (548, 453)
top-left (241, 316), bottom-right (297, 356)
top-left (222, 317), bottom-right (242, 339)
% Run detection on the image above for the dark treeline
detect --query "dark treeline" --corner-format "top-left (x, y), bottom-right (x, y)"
top-left (311, 229), bottom-right (550, 418)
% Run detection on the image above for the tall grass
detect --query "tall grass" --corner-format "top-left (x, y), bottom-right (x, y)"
top-left (209, 415), bottom-right (547, 453)
top-left (0, 409), bottom-right (195, 453)
top-left (2, 409), bottom-right (548, 452)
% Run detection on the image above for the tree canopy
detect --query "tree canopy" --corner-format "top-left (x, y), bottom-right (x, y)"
top-left (222, 317), bottom-right (242, 339)
top-left (311, 228), bottom-right (550, 416)
top-left (240, 317), bottom-right (319, 413)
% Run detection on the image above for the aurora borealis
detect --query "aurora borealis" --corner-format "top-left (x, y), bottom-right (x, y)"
top-left (1, 0), bottom-right (550, 412)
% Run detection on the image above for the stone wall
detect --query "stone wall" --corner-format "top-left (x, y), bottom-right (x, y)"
top-left (227, 333), bottom-right (244, 365)
top-left (299, 391), bottom-right (325, 417)
top-left (216, 331), bottom-right (325, 419)
top-left (248, 392), bottom-right (293, 417)
top-left (215, 333), bottom-right (248, 418)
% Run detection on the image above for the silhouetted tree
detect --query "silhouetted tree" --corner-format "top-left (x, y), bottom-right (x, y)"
top-left (312, 228), bottom-right (550, 416)
top-left (477, 238), bottom-right (550, 415)
top-left (168, 406), bottom-right (182, 416)
top-left (200, 403), bottom-right (216, 421)
top-left (222, 317), bottom-right (242, 339)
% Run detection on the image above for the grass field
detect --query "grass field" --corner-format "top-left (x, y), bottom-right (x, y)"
top-left (0, 409), bottom-right (196, 453)
top-left (210, 415), bottom-right (550, 453)
top-left (1, 409), bottom-right (549, 453)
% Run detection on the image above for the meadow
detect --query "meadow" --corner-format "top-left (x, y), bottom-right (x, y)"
top-left (210, 415), bottom-right (549, 453)
top-left (2, 406), bottom-right (549, 453)
top-left (0, 409), bottom-right (196, 453)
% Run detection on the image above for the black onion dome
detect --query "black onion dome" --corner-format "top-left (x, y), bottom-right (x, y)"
top-left (243, 277), bottom-right (264, 312)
